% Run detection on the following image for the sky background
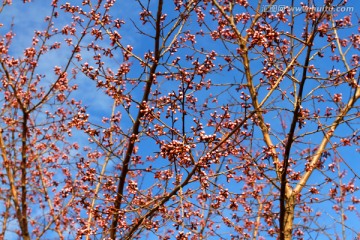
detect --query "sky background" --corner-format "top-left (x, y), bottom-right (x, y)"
top-left (1, 0), bottom-right (360, 239)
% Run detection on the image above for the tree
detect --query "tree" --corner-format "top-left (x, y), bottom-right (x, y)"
top-left (0, 0), bottom-right (359, 239)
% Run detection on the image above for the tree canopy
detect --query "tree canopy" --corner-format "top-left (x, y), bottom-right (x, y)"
top-left (0, 0), bottom-right (359, 239)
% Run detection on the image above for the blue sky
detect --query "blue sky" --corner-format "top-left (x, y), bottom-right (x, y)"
top-left (1, 0), bottom-right (360, 239)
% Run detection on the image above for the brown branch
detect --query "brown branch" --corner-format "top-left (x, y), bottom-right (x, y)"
top-left (279, 31), bottom-right (315, 240)
top-left (123, 108), bottom-right (258, 238)
top-left (109, 0), bottom-right (164, 238)
top-left (294, 87), bottom-right (360, 194)
top-left (0, 196), bottom-right (10, 238)
top-left (28, 6), bottom-right (97, 113)
top-left (19, 112), bottom-right (30, 240)
top-left (0, 128), bottom-right (29, 239)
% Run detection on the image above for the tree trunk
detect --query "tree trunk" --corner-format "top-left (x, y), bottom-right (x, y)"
top-left (283, 195), bottom-right (295, 240)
